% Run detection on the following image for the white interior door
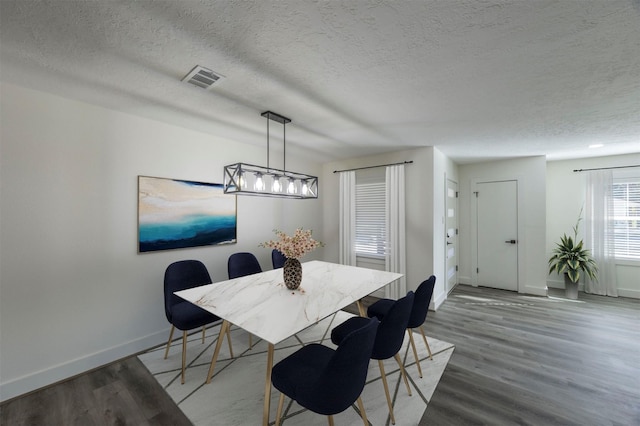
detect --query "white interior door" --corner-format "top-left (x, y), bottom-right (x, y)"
top-left (476, 180), bottom-right (518, 291)
top-left (446, 179), bottom-right (458, 294)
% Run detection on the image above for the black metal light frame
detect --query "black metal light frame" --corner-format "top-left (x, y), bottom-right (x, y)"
top-left (223, 111), bottom-right (319, 199)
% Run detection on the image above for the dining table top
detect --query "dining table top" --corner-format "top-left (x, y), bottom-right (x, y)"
top-left (175, 260), bottom-right (403, 345)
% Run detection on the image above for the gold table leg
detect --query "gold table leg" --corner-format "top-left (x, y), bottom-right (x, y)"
top-left (263, 343), bottom-right (275, 426)
top-left (206, 320), bottom-right (230, 384)
top-left (356, 300), bottom-right (367, 317)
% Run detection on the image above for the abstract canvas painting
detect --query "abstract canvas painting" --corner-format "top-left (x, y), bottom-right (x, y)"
top-left (138, 176), bottom-right (237, 252)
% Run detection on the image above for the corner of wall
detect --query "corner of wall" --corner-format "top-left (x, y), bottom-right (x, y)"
top-left (618, 289), bottom-right (640, 298)
top-left (523, 285), bottom-right (548, 297)
top-left (431, 290), bottom-right (448, 311)
top-left (0, 328), bottom-right (169, 403)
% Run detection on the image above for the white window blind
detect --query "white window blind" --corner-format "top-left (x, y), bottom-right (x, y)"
top-left (355, 179), bottom-right (386, 257)
top-left (612, 179), bottom-right (640, 260)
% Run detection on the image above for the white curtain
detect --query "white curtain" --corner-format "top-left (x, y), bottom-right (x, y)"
top-left (585, 170), bottom-right (618, 296)
top-left (385, 165), bottom-right (407, 299)
top-left (339, 171), bottom-right (356, 266)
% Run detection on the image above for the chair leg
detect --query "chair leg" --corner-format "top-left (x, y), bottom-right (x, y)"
top-left (275, 393), bottom-right (285, 426)
top-left (249, 333), bottom-right (253, 349)
top-left (394, 353), bottom-right (412, 396)
top-left (378, 360), bottom-right (396, 425)
top-left (164, 325), bottom-right (175, 359)
top-left (356, 396), bottom-right (368, 426)
top-left (202, 326), bottom-right (206, 343)
top-left (181, 330), bottom-right (187, 385)
top-left (418, 326), bottom-right (433, 360)
top-left (407, 329), bottom-right (423, 378)
top-left (327, 415), bottom-right (335, 426)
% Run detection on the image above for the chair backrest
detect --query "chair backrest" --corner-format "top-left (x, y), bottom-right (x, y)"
top-left (164, 260), bottom-right (212, 322)
top-left (372, 291), bottom-right (415, 359)
top-left (228, 252), bottom-right (262, 279)
top-left (298, 317), bottom-right (379, 415)
top-left (271, 249), bottom-right (287, 269)
top-left (407, 275), bottom-right (436, 328)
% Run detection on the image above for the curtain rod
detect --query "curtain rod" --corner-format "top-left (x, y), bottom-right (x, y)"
top-left (573, 164), bottom-right (640, 172)
top-left (333, 160), bottom-right (413, 173)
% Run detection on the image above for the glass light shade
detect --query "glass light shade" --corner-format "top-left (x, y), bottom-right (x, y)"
top-left (239, 171), bottom-right (247, 189)
top-left (271, 175), bottom-right (282, 193)
top-left (254, 172), bottom-right (265, 191)
top-left (287, 177), bottom-right (297, 194)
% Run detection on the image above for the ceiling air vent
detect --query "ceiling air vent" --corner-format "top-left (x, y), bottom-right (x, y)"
top-left (182, 65), bottom-right (223, 90)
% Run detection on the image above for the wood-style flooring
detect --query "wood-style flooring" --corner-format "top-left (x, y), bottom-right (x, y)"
top-left (0, 356), bottom-right (191, 426)
top-left (2, 285), bottom-right (638, 425)
top-left (419, 285), bottom-right (640, 426)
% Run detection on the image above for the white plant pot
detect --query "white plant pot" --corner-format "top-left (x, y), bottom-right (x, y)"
top-left (564, 274), bottom-right (579, 299)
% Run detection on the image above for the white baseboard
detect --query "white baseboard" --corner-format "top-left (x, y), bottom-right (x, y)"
top-left (458, 276), bottom-right (471, 285)
top-left (547, 279), bottom-right (639, 299)
top-left (523, 285), bottom-right (548, 297)
top-left (0, 328), bottom-right (169, 403)
top-left (432, 289), bottom-right (447, 311)
top-left (546, 278), bottom-right (565, 289)
top-left (457, 280), bottom-right (547, 296)
top-left (617, 288), bottom-right (640, 299)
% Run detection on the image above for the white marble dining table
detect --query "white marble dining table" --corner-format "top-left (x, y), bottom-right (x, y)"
top-left (175, 260), bottom-right (403, 426)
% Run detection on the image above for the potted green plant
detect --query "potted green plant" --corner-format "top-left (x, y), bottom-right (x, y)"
top-left (548, 213), bottom-right (598, 299)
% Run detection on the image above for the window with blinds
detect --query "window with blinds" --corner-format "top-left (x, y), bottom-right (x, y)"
top-left (355, 173), bottom-right (386, 258)
top-left (613, 179), bottom-right (640, 260)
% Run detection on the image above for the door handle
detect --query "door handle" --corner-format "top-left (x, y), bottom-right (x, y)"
top-left (447, 242), bottom-right (453, 245)
top-left (505, 239), bottom-right (517, 244)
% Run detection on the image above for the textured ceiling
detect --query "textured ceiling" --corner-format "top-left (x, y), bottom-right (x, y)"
top-left (1, 0), bottom-right (639, 164)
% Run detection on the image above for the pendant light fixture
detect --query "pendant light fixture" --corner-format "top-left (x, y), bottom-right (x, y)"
top-left (223, 111), bottom-right (319, 199)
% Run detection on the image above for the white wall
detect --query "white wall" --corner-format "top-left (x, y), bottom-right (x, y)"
top-left (458, 156), bottom-right (547, 296)
top-left (546, 153), bottom-right (640, 298)
top-left (321, 146), bottom-right (458, 310)
top-left (0, 83), bottom-right (323, 401)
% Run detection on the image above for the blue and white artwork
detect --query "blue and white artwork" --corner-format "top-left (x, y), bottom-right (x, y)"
top-left (138, 176), bottom-right (237, 252)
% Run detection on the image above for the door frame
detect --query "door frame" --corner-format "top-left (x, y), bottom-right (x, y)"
top-left (470, 176), bottom-right (525, 292)
top-left (445, 177), bottom-right (458, 295)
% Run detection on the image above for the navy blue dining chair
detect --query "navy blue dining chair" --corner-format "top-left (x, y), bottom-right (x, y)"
top-left (331, 291), bottom-right (415, 425)
top-left (164, 259), bottom-right (233, 384)
top-left (368, 276), bottom-right (436, 377)
top-left (271, 249), bottom-right (287, 269)
top-left (228, 252), bottom-right (262, 278)
top-left (272, 317), bottom-right (379, 426)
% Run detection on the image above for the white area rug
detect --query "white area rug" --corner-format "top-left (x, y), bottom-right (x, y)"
top-left (139, 311), bottom-right (454, 425)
